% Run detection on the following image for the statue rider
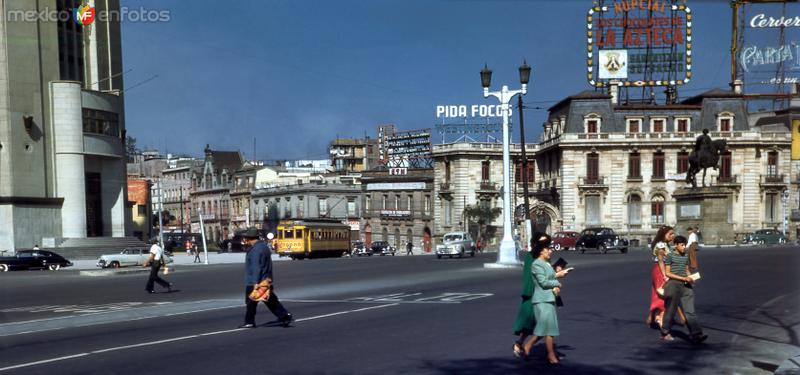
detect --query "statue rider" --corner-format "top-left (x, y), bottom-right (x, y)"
top-left (695, 128), bottom-right (711, 154)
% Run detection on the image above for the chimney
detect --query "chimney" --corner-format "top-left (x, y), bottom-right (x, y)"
top-left (609, 81), bottom-right (619, 104)
top-left (732, 80), bottom-right (743, 94)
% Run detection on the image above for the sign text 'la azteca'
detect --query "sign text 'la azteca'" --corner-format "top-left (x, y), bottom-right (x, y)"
top-left (587, 1), bottom-right (693, 88)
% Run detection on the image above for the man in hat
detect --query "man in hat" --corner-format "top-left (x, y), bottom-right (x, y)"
top-left (239, 228), bottom-right (293, 328)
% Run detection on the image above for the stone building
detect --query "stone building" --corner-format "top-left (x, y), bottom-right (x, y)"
top-left (329, 138), bottom-right (379, 172)
top-left (534, 89), bottom-right (794, 245)
top-left (251, 176), bottom-right (363, 238)
top-left (0, 0), bottom-right (128, 251)
top-left (229, 164), bottom-right (262, 232)
top-left (127, 178), bottom-right (151, 241)
top-left (190, 146), bottom-right (244, 244)
top-left (361, 168), bottom-right (434, 252)
top-left (160, 159), bottom-right (201, 233)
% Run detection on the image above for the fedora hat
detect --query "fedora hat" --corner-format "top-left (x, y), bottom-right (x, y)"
top-left (242, 227), bottom-right (260, 239)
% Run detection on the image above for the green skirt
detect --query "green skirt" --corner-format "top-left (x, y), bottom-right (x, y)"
top-left (533, 302), bottom-right (559, 337)
top-left (512, 297), bottom-right (535, 335)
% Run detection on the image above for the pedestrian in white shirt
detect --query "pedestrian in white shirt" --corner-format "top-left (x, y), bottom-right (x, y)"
top-left (145, 239), bottom-right (172, 294)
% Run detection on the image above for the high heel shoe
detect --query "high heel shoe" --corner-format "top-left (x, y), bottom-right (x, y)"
top-left (512, 343), bottom-right (524, 359)
top-left (547, 357), bottom-right (560, 366)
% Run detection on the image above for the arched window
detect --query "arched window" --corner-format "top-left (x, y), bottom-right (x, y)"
top-left (628, 195), bottom-right (642, 225)
top-left (651, 195), bottom-right (665, 225)
top-left (584, 114), bottom-right (601, 133)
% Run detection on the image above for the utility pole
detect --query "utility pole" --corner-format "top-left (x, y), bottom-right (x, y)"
top-left (518, 90), bottom-right (531, 245)
top-left (179, 186), bottom-right (185, 234)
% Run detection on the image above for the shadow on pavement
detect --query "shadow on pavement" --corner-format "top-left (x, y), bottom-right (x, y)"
top-left (414, 356), bottom-right (647, 375)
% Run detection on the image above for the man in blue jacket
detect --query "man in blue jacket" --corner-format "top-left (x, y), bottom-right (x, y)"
top-left (239, 228), bottom-right (293, 329)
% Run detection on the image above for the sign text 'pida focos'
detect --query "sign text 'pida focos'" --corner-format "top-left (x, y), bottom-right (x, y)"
top-left (587, 0), bottom-right (692, 88)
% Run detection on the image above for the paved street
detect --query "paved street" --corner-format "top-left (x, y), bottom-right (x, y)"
top-left (0, 246), bottom-right (797, 375)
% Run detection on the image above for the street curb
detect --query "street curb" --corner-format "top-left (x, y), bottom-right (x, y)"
top-left (483, 262), bottom-right (522, 269)
top-left (79, 267), bottom-right (176, 277)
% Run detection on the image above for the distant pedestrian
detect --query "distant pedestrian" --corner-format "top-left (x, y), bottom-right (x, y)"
top-left (686, 227), bottom-right (699, 272)
top-left (145, 239), bottom-right (172, 294)
top-left (522, 235), bottom-right (570, 364)
top-left (185, 239), bottom-right (192, 255)
top-left (512, 232), bottom-right (546, 358)
top-left (660, 235), bottom-right (707, 343)
top-left (193, 242), bottom-right (201, 263)
top-left (476, 237), bottom-right (482, 253)
top-left (406, 241), bottom-right (413, 255)
top-left (239, 229), bottom-right (293, 329)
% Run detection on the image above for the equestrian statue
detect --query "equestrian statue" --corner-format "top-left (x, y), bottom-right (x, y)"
top-left (686, 128), bottom-right (727, 188)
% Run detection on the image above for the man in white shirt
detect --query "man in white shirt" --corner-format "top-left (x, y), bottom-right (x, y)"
top-left (145, 239), bottom-right (172, 293)
top-left (687, 227), bottom-right (699, 272)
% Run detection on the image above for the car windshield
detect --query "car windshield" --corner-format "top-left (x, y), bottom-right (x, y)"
top-left (444, 234), bottom-right (463, 241)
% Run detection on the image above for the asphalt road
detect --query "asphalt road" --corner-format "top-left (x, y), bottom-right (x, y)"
top-left (0, 246), bottom-right (797, 375)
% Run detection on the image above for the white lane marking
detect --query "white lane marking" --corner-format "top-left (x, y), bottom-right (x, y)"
top-left (283, 299), bottom-right (460, 304)
top-left (0, 303), bottom-right (398, 372)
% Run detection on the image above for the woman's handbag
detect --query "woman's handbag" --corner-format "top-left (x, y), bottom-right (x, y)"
top-left (248, 278), bottom-right (272, 302)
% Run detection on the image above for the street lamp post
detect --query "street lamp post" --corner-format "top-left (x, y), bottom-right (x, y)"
top-left (481, 62), bottom-right (529, 266)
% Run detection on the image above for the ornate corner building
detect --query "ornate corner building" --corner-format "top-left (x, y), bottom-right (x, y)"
top-left (433, 89), bottom-right (796, 246)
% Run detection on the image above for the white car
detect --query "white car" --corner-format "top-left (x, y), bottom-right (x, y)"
top-left (96, 248), bottom-right (173, 268)
top-left (436, 232), bottom-right (476, 259)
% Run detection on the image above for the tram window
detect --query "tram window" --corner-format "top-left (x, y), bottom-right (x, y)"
top-left (295, 229), bottom-right (303, 238)
top-left (284, 229), bottom-right (293, 239)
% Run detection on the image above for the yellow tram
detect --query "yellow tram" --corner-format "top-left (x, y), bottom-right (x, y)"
top-left (275, 219), bottom-right (351, 259)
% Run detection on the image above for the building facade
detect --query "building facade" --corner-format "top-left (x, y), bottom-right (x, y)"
top-left (361, 169), bottom-right (434, 252)
top-left (535, 89), bottom-right (794, 244)
top-left (189, 146), bottom-right (243, 244)
top-left (127, 178), bottom-right (151, 241)
top-left (229, 165), bottom-right (261, 232)
top-left (329, 138), bottom-right (379, 173)
top-left (0, 0), bottom-right (128, 251)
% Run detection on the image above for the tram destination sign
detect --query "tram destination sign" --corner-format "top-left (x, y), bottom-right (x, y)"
top-left (586, 1), bottom-right (692, 88)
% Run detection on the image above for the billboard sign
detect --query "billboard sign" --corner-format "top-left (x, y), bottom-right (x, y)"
top-left (586, 1), bottom-right (692, 88)
top-left (736, 2), bottom-right (800, 91)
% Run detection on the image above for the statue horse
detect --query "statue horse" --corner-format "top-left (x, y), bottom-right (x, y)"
top-left (686, 139), bottom-right (727, 188)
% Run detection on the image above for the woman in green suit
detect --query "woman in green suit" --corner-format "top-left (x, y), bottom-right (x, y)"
top-left (522, 237), bottom-right (571, 364)
top-left (512, 233), bottom-right (547, 358)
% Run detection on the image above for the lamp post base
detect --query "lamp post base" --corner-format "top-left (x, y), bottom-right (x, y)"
top-left (492, 238), bottom-right (520, 266)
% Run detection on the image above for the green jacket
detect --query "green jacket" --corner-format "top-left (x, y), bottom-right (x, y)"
top-left (520, 252), bottom-right (534, 297)
top-left (531, 258), bottom-right (560, 304)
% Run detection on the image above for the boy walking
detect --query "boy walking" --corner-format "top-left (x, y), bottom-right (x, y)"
top-left (660, 235), bottom-right (707, 343)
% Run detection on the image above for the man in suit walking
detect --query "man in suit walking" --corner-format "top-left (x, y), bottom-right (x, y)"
top-left (239, 228), bottom-right (293, 328)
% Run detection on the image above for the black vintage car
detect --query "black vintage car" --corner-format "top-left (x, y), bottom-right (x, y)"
top-left (370, 241), bottom-right (395, 256)
top-left (576, 227), bottom-right (629, 254)
top-left (0, 250), bottom-right (73, 272)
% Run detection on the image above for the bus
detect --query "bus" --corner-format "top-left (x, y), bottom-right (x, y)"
top-left (275, 219), bottom-right (351, 259)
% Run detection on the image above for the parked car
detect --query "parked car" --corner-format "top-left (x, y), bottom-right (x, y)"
top-left (435, 232), bottom-right (476, 259)
top-left (370, 241), bottom-right (395, 256)
top-left (97, 248), bottom-right (174, 268)
top-left (576, 227), bottom-right (629, 254)
top-left (552, 231), bottom-right (580, 251)
top-left (750, 229), bottom-right (787, 245)
top-left (0, 250), bottom-right (73, 272)
top-left (351, 241), bottom-right (369, 256)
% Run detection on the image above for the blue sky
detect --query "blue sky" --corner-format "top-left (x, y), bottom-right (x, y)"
top-left (119, 0), bottom-right (796, 161)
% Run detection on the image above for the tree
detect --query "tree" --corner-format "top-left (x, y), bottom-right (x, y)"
top-left (125, 136), bottom-right (139, 159)
top-left (463, 204), bottom-right (501, 242)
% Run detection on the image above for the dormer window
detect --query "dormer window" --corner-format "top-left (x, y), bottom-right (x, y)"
top-left (626, 118), bottom-right (641, 133)
top-left (717, 112), bottom-right (734, 132)
top-left (675, 118), bottom-right (690, 132)
top-left (651, 118), bottom-right (666, 133)
top-left (584, 114), bottom-right (601, 133)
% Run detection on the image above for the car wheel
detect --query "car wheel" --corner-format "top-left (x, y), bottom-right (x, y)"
top-left (757, 240), bottom-right (765, 245)
top-left (471, 251), bottom-right (475, 257)
top-left (621, 247), bottom-right (628, 254)
top-left (579, 247), bottom-right (585, 254)
top-left (110, 261), bottom-right (121, 268)
top-left (0, 264), bottom-right (8, 272)
top-left (437, 254), bottom-right (442, 259)
top-left (553, 243), bottom-right (562, 251)
top-left (459, 248), bottom-right (464, 258)
top-left (598, 244), bottom-right (607, 254)
top-left (47, 264), bottom-right (61, 271)
top-left (779, 238), bottom-right (786, 244)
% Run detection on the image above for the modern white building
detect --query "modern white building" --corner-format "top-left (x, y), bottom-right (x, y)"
top-left (0, 0), bottom-right (128, 251)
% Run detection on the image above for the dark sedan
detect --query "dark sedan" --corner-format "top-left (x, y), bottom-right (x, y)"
top-left (0, 250), bottom-right (73, 272)
top-left (576, 227), bottom-right (629, 254)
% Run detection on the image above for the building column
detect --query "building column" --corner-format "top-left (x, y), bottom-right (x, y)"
top-left (103, 158), bottom-right (125, 236)
top-left (50, 81), bottom-right (87, 238)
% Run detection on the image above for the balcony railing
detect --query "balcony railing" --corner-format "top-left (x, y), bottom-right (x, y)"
top-left (716, 174), bottom-right (738, 184)
top-left (439, 182), bottom-right (452, 191)
top-left (478, 181), bottom-right (497, 192)
top-left (762, 173), bottom-right (786, 184)
top-left (579, 176), bottom-right (605, 186)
